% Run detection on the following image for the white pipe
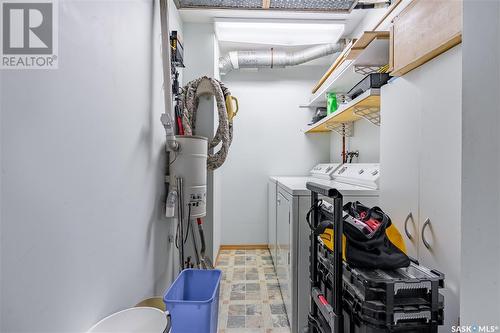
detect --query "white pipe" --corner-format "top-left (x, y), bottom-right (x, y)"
top-left (159, 0), bottom-right (178, 151)
top-left (219, 42), bottom-right (344, 75)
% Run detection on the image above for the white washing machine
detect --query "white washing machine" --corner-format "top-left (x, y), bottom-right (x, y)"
top-left (268, 163), bottom-right (380, 333)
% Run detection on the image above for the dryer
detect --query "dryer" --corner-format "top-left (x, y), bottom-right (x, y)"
top-left (268, 163), bottom-right (380, 333)
top-left (268, 163), bottom-right (341, 267)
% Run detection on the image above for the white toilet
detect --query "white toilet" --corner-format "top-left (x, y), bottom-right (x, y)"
top-left (88, 307), bottom-right (168, 333)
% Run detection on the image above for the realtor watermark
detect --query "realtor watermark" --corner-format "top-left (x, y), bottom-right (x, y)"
top-left (452, 326), bottom-right (500, 333)
top-left (1, 0), bottom-right (58, 69)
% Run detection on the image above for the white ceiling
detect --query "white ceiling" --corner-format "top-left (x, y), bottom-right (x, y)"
top-left (215, 20), bottom-right (345, 46)
top-left (179, 8), bottom-right (367, 37)
top-left (179, 8), bottom-right (369, 67)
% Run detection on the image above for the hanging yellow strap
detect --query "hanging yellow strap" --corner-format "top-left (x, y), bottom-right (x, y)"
top-left (225, 95), bottom-right (239, 121)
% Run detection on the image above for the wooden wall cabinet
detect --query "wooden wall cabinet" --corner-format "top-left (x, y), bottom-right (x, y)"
top-left (390, 0), bottom-right (462, 76)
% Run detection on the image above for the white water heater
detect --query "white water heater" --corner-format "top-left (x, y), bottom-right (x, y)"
top-left (170, 135), bottom-right (208, 218)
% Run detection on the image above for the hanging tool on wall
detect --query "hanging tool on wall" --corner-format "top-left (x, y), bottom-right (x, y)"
top-left (170, 30), bottom-right (184, 68)
top-left (171, 31), bottom-right (185, 136)
top-left (180, 76), bottom-right (239, 170)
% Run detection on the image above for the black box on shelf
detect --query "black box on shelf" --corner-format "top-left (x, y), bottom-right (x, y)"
top-left (347, 73), bottom-right (390, 99)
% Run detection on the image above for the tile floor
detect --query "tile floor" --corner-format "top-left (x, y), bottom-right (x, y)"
top-left (216, 249), bottom-right (291, 333)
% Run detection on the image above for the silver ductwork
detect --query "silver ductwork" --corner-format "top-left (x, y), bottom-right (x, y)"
top-left (219, 42), bottom-right (344, 75)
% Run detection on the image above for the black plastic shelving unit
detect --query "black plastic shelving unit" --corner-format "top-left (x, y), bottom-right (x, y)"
top-left (307, 182), bottom-right (344, 333)
top-left (306, 182), bottom-right (445, 333)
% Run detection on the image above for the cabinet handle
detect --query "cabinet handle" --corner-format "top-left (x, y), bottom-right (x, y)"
top-left (404, 212), bottom-right (414, 240)
top-left (277, 198), bottom-right (281, 206)
top-left (421, 218), bottom-right (432, 250)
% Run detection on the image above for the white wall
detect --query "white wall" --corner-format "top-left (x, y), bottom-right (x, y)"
top-left (330, 120), bottom-right (380, 163)
top-left (348, 7), bottom-right (386, 38)
top-left (220, 67), bottom-right (331, 245)
top-left (0, 1), bottom-right (178, 331)
top-left (461, 0), bottom-right (500, 323)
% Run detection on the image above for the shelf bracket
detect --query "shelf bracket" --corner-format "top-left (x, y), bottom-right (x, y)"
top-left (353, 106), bottom-right (381, 126)
top-left (326, 122), bottom-right (354, 137)
top-left (353, 65), bottom-right (385, 76)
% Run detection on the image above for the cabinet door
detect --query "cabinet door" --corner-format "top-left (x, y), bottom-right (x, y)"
top-left (268, 180), bottom-right (277, 266)
top-left (418, 45), bottom-right (461, 329)
top-left (391, 0), bottom-right (462, 76)
top-left (380, 76), bottom-right (421, 258)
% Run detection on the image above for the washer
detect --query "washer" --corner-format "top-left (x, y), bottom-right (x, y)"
top-left (268, 163), bottom-right (380, 333)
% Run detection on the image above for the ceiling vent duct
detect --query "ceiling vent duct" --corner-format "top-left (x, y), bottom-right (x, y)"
top-left (175, 0), bottom-right (358, 12)
top-left (219, 42), bottom-right (344, 75)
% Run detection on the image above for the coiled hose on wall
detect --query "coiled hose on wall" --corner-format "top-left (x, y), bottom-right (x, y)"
top-left (180, 76), bottom-right (237, 170)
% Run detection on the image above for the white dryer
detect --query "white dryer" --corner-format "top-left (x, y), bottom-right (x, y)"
top-left (268, 163), bottom-right (380, 333)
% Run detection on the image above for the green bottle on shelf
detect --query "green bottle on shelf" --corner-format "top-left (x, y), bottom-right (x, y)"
top-left (327, 92), bottom-right (338, 115)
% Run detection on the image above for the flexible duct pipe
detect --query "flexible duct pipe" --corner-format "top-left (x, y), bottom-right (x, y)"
top-left (219, 42), bottom-right (344, 75)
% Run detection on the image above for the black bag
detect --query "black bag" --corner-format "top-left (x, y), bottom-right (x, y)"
top-left (342, 202), bottom-right (410, 269)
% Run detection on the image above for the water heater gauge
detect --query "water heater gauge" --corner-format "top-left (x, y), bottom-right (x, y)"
top-left (188, 186), bottom-right (207, 218)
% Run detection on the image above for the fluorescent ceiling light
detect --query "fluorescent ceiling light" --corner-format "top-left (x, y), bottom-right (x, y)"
top-left (215, 21), bottom-right (344, 46)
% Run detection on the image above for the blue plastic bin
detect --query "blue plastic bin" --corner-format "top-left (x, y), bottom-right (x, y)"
top-left (163, 269), bottom-right (222, 333)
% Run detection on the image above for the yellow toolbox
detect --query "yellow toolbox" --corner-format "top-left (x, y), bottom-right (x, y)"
top-left (319, 224), bottom-right (407, 259)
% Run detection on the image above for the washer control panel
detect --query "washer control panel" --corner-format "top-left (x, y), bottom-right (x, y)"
top-left (332, 163), bottom-right (380, 189)
top-left (310, 163), bottom-right (341, 180)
